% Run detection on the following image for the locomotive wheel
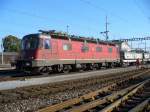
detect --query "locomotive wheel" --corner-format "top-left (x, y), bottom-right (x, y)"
top-left (86, 64), bottom-right (94, 70)
top-left (39, 67), bottom-right (52, 75)
top-left (63, 68), bottom-right (69, 73)
top-left (71, 64), bottom-right (76, 72)
top-left (93, 64), bottom-right (99, 70)
top-left (57, 67), bottom-right (62, 73)
top-left (98, 63), bottom-right (102, 69)
top-left (81, 64), bottom-right (87, 71)
top-left (92, 65), bottom-right (96, 70)
top-left (62, 65), bottom-right (71, 73)
top-left (107, 63), bottom-right (113, 68)
top-left (41, 67), bottom-right (48, 73)
top-left (31, 67), bottom-right (41, 75)
top-left (52, 66), bottom-right (58, 73)
top-left (57, 65), bottom-right (63, 73)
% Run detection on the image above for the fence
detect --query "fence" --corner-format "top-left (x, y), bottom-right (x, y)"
top-left (0, 52), bottom-right (18, 65)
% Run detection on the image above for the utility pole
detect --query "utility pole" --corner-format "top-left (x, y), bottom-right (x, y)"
top-left (66, 25), bottom-right (69, 34)
top-left (105, 16), bottom-right (109, 40)
top-left (145, 39), bottom-right (146, 52)
top-left (1, 38), bottom-right (3, 65)
top-left (130, 41), bottom-right (132, 49)
top-left (100, 15), bottom-right (109, 41)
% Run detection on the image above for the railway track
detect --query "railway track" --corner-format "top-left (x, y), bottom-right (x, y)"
top-left (0, 65), bottom-right (148, 82)
top-left (0, 67), bottom-right (142, 91)
top-left (0, 69), bottom-right (149, 112)
top-left (0, 66), bottom-right (130, 81)
top-left (100, 79), bottom-right (150, 112)
top-left (0, 67), bottom-right (124, 81)
top-left (38, 70), bottom-right (150, 112)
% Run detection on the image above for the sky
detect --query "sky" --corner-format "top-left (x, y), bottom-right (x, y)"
top-left (0, 0), bottom-right (150, 50)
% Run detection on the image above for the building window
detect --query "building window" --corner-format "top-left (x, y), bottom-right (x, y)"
top-left (44, 39), bottom-right (51, 49)
top-left (63, 43), bottom-right (72, 51)
top-left (96, 47), bottom-right (102, 52)
top-left (108, 47), bottom-right (113, 53)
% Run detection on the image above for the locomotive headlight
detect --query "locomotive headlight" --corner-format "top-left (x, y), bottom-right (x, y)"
top-left (26, 62), bottom-right (30, 66)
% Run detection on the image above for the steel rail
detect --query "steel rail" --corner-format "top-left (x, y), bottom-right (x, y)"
top-left (0, 66), bottom-right (140, 91)
top-left (128, 98), bottom-right (150, 112)
top-left (38, 83), bottom-right (115, 112)
top-left (38, 70), bottom-right (150, 112)
top-left (99, 79), bottom-right (150, 112)
top-left (68, 83), bottom-right (140, 112)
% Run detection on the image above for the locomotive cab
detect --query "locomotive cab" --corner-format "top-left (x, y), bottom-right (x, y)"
top-left (21, 34), bottom-right (40, 60)
top-left (16, 33), bottom-right (51, 72)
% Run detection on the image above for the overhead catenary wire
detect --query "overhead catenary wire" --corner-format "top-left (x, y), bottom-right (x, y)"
top-left (134, 0), bottom-right (150, 22)
top-left (4, 7), bottom-right (102, 37)
top-left (81, 0), bottom-right (150, 52)
top-left (134, 0), bottom-right (150, 52)
top-left (1, 1), bottom-right (150, 40)
top-left (80, 0), bottom-right (150, 51)
top-left (4, 1), bottom-right (134, 39)
top-left (79, 0), bottom-right (140, 29)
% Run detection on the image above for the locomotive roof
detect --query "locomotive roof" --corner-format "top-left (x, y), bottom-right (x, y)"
top-left (23, 34), bottom-right (39, 39)
top-left (23, 30), bottom-right (116, 46)
top-left (50, 33), bottom-right (116, 46)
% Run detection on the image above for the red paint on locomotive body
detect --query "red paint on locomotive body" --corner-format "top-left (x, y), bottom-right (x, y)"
top-left (16, 31), bottom-right (120, 71)
top-left (36, 39), bottom-right (118, 61)
top-left (34, 36), bottom-right (120, 61)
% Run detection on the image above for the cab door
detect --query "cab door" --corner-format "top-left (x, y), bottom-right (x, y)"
top-left (51, 40), bottom-right (58, 59)
top-left (43, 38), bottom-right (51, 59)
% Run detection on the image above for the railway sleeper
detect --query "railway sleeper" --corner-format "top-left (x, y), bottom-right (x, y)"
top-left (100, 80), bottom-right (150, 112)
top-left (37, 70), bottom-right (150, 112)
top-left (128, 98), bottom-right (150, 112)
top-left (38, 82), bottom-right (131, 112)
top-left (60, 83), bottom-right (141, 112)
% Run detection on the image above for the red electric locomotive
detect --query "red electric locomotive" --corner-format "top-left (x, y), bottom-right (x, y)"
top-left (16, 30), bottom-right (120, 74)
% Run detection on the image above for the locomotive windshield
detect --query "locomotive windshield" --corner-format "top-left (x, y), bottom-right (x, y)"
top-left (21, 35), bottom-right (39, 50)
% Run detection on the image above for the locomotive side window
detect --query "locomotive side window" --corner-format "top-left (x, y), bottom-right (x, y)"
top-left (63, 43), bottom-right (72, 51)
top-left (44, 39), bottom-right (51, 49)
top-left (81, 45), bottom-right (89, 52)
top-left (96, 47), bottom-right (102, 52)
top-left (108, 47), bottom-right (113, 53)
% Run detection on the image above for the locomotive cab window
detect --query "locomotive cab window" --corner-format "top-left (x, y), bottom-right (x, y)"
top-left (96, 47), bottom-right (102, 52)
top-left (108, 47), bottom-right (113, 53)
top-left (44, 39), bottom-right (51, 49)
top-left (22, 36), bottom-right (39, 50)
top-left (63, 43), bottom-right (72, 51)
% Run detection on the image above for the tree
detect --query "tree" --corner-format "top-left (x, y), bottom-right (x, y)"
top-left (3, 35), bottom-right (21, 52)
